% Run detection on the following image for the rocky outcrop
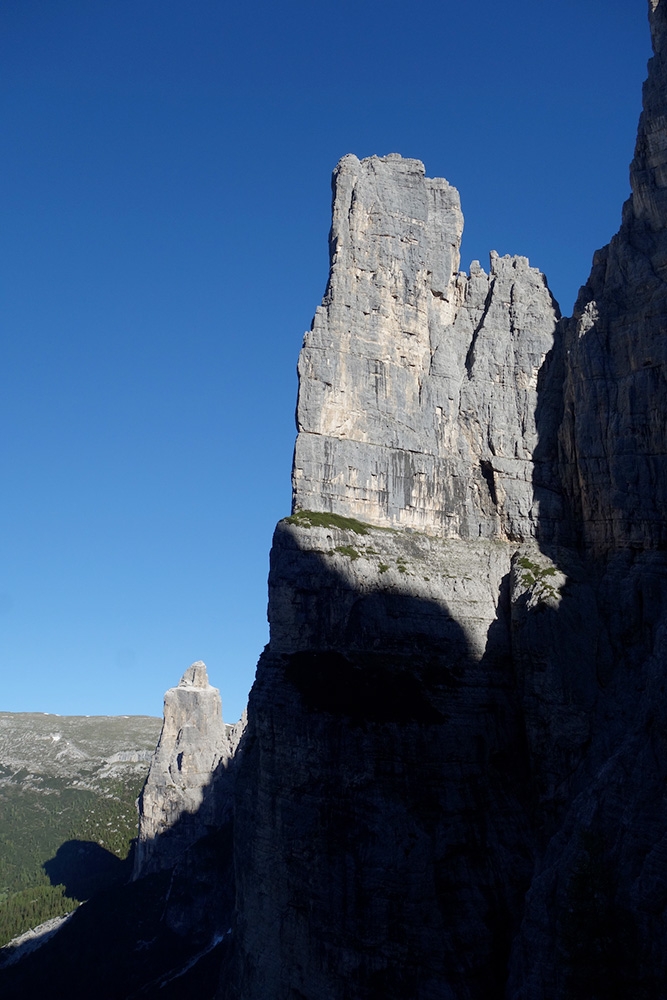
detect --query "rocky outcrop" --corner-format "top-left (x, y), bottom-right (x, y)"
top-left (0, 665), bottom-right (244, 999)
top-left (8, 6), bottom-right (667, 1000)
top-left (227, 144), bottom-right (568, 991)
top-left (228, 517), bottom-right (535, 999)
top-left (504, 2), bottom-right (667, 994)
top-left (134, 662), bottom-right (244, 878)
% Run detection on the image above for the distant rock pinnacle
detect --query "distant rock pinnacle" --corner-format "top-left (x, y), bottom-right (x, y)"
top-left (133, 662), bottom-right (244, 878)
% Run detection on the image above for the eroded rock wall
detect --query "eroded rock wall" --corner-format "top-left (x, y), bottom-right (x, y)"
top-left (506, 2), bottom-right (667, 994)
top-left (294, 154), bottom-right (561, 542)
top-left (230, 521), bottom-right (533, 1000)
top-left (559, 0), bottom-right (667, 556)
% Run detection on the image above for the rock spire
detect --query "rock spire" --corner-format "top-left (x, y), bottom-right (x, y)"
top-left (133, 661), bottom-right (243, 878)
top-left (294, 152), bottom-right (560, 541)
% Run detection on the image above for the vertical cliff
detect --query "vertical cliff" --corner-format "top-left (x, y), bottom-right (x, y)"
top-left (507, 2), bottom-right (667, 995)
top-left (4, 6), bottom-right (667, 998)
top-left (559, 0), bottom-right (667, 556)
top-left (222, 4), bottom-right (667, 998)
top-left (294, 153), bottom-right (560, 542)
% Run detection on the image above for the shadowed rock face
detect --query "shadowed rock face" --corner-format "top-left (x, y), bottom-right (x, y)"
top-left (559, 0), bottom-right (667, 557)
top-left (221, 4), bottom-right (667, 999)
top-left (227, 523), bottom-right (535, 1000)
top-left (225, 144), bottom-right (565, 987)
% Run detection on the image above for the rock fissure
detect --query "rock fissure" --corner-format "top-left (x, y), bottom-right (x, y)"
top-left (464, 275), bottom-right (496, 378)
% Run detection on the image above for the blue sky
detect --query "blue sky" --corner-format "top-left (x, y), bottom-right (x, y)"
top-left (0, 1), bottom-right (653, 721)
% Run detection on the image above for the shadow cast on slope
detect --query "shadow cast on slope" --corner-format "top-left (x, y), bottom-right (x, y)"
top-left (43, 839), bottom-right (134, 901)
top-left (0, 733), bottom-right (242, 1000)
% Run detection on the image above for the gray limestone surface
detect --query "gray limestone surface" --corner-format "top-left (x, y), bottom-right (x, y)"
top-left (229, 519), bottom-right (531, 999)
top-left (9, 2), bottom-right (658, 997)
top-left (225, 149), bottom-right (567, 996)
top-left (294, 153), bottom-right (560, 542)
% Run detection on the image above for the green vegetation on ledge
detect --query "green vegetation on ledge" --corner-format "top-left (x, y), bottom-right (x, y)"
top-left (516, 555), bottom-right (561, 602)
top-left (334, 545), bottom-right (360, 560)
top-left (285, 509), bottom-right (370, 535)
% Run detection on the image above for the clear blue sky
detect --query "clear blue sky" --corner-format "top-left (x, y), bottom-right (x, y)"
top-left (0, 1), bottom-right (653, 721)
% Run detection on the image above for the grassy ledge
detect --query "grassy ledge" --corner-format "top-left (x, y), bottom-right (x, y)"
top-left (284, 509), bottom-right (371, 535)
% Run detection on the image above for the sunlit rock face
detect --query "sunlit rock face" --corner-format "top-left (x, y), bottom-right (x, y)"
top-left (134, 661), bottom-right (243, 878)
top-left (293, 152), bottom-right (561, 542)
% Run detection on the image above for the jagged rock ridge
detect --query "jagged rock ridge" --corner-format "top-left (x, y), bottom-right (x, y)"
top-left (4, 5), bottom-right (667, 999)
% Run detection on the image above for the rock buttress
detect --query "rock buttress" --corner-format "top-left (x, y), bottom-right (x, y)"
top-left (222, 6), bottom-right (667, 999)
top-left (508, 3), bottom-right (667, 995)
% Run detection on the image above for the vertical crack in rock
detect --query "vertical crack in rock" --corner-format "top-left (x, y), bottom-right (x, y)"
top-left (464, 274), bottom-right (496, 377)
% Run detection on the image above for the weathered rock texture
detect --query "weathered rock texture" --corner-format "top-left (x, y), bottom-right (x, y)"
top-left (221, 4), bottom-right (667, 999)
top-left (229, 520), bottom-right (535, 999)
top-left (294, 153), bottom-right (561, 542)
top-left (506, 1), bottom-right (667, 994)
top-left (134, 661), bottom-right (244, 878)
